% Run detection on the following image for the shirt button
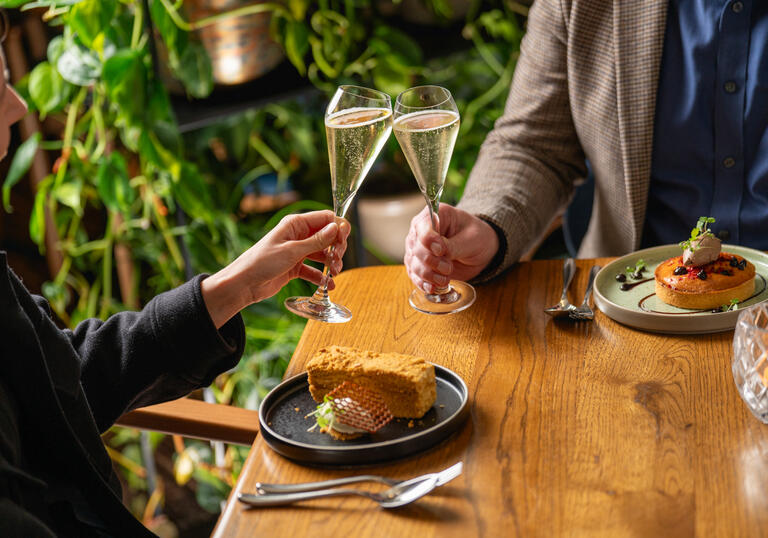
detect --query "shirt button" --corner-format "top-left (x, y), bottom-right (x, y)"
top-left (724, 81), bottom-right (737, 93)
top-left (732, 1), bottom-right (743, 12)
top-left (723, 157), bottom-right (736, 168)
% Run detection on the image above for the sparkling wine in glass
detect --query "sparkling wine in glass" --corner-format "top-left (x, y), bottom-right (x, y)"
top-left (394, 85), bottom-right (476, 314)
top-left (285, 86), bottom-right (392, 323)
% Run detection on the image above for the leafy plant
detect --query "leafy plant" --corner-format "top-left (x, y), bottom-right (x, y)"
top-left (2, 0), bottom-right (526, 527)
top-left (0, 0), bottom-right (320, 528)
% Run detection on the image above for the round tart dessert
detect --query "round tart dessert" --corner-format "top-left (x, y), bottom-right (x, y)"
top-left (654, 253), bottom-right (755, 310)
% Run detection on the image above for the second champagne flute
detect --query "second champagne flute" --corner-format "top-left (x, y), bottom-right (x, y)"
top-left (284, 85), bottom-right (392, 323)
top-left (394, 85), bottom-right (476, 315)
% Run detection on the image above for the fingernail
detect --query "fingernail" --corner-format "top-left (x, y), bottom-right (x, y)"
top-left (437, 260), bottom-right (451, 274)
top-left (422, 282), bottom-right (432, 293)
top-left (320, 222), bottom-right (338, 240)
top-left (431, 242), bottom-right (444, 256)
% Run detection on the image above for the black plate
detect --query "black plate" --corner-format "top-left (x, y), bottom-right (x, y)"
top-left (258, 365), bottom-right (469, 466)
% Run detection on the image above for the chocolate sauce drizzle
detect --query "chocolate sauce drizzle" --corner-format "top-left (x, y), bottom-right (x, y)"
top-left (636, 274), bottom-right (767, 314)
top-left (619, 277), bottom-right (653, 291)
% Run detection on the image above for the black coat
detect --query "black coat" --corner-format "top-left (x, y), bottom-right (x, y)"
top-left (0, 252), bottom-right (244, 536)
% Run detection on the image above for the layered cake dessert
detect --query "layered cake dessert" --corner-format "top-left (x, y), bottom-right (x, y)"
top-left (654, 217), bottom-right (755, 310)
top-left (306, 346), bottom-right (436, 418)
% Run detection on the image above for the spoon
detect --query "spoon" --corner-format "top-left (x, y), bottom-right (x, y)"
top-left (544, 258), bottom-right (577, 317)
top-left (238, 463), bottom-right (462, 509)
top-left (569, 264), bottom-right (600, 320)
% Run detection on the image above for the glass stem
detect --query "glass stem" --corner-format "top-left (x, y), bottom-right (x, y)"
top-left (310, 245), bottom-right (334, 306)
top-left (426, 198), bottom-right (451, 295)
top-left (310, 208), bottom-right (344, 306)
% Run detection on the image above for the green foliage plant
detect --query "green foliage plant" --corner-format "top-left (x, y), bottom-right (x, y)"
top-left (3, 0), bottom-right (223, 324)
top-left (1, 0), bottom-right (526, 525)
top-left (0, 0), bottom-right (317, 527)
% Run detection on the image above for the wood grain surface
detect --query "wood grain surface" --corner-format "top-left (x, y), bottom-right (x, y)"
top-left (214, 260), bottom-right (768, 537)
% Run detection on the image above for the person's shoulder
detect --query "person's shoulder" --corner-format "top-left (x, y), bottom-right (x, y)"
top-left (0, 252), bottom-right (53, 320)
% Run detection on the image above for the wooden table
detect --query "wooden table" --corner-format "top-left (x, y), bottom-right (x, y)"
top-left (214, 260), bottom-right (768, 537)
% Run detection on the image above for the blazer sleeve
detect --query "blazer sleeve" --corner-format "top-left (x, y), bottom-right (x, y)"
top-left (458, 0), bottom-right (587, 280)
top-left (54, 275), bottom-right (245, 431)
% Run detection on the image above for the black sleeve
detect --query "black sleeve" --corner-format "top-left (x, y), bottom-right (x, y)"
top-left (470, 218), bottom-right (509, 284)
top-left (0, 498), bottom-right (57, 538)
top-left (53, 275), bottom-right (244, 431)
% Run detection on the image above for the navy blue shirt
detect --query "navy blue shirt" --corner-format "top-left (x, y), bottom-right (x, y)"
top-left (643, 0), bottom-right (768, 248)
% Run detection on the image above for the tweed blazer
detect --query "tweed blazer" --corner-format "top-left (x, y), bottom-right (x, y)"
top-left (459, 0), bottom-right (668, 279)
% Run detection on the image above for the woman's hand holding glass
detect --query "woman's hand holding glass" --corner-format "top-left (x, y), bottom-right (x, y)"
top-left (284, 85), bottom-right (392, 323)
top-left (202, 210), bottom-right (350, 329)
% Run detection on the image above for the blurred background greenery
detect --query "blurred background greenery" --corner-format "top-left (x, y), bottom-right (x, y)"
top-left (0, 0), bottom-right (528, 534)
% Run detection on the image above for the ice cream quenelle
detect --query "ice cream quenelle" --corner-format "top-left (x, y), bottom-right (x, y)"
top-left (681, 216), bottom-right (720, 266)
top-left (683, 233), bottom-right (721, 266)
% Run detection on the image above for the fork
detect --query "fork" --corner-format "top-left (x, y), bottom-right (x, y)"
top-left (239, 476), bottom-right (440, 509)
top-left (569, 264), bottom-right (601, 320)
top-left (239, 462), bottom-right (463, 509)
top-left (254, 462), bottom-right (462, 494)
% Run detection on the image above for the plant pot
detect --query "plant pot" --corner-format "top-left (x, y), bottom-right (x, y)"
top-left (186, 0), bottom-right (284, 85)
top-left (155, 0), bottom-right (284, 92)
top-left (357, 191), bottom-right (426, 263)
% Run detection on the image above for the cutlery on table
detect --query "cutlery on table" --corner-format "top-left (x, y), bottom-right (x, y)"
top-left (254, 461), bottom-right (462, 494)
top-left (238, 461), bottom-right (462, 509)
top-left (544, 258), bottom-right (577, 317)
top-left (569, 264), bottom-right (600, 321)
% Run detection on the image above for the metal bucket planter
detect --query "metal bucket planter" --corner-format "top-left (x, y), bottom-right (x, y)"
top-left (155, 0), bottom-right (284, 92)
top-left (185, 0), bottom-right (284, 85)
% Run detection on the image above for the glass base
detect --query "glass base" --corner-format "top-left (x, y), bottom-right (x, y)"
top-left (409, 280), bottom-right (476, 315)
top-left (284, 295), bottom-right (352, 323)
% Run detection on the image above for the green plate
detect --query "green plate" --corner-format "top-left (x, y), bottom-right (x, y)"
top-left (593, 244), bottom-right (768, 334)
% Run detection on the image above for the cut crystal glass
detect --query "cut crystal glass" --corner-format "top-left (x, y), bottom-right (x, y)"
top-left (732, 303), bottom-right (768, 424)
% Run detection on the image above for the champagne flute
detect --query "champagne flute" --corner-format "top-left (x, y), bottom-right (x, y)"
top-left (285, 85), bottom-right (392, 323)
top-left (394, 85), bottom-right (476, 315)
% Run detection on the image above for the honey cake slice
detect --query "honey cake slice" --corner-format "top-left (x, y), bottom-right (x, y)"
top-left (306, 346), bottom-right (436, 418)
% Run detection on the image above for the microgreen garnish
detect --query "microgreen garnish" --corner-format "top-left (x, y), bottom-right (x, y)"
top-left (721, 298), bottom-right (740, 312)
top-left (624, 259), bottom-right (647, 278)
top-left (306, 395), bottom-right (335, 432)
top-left (679, 216), bottom-right (716, 251)
top-left (306, 395), bottom-right (353, 433)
